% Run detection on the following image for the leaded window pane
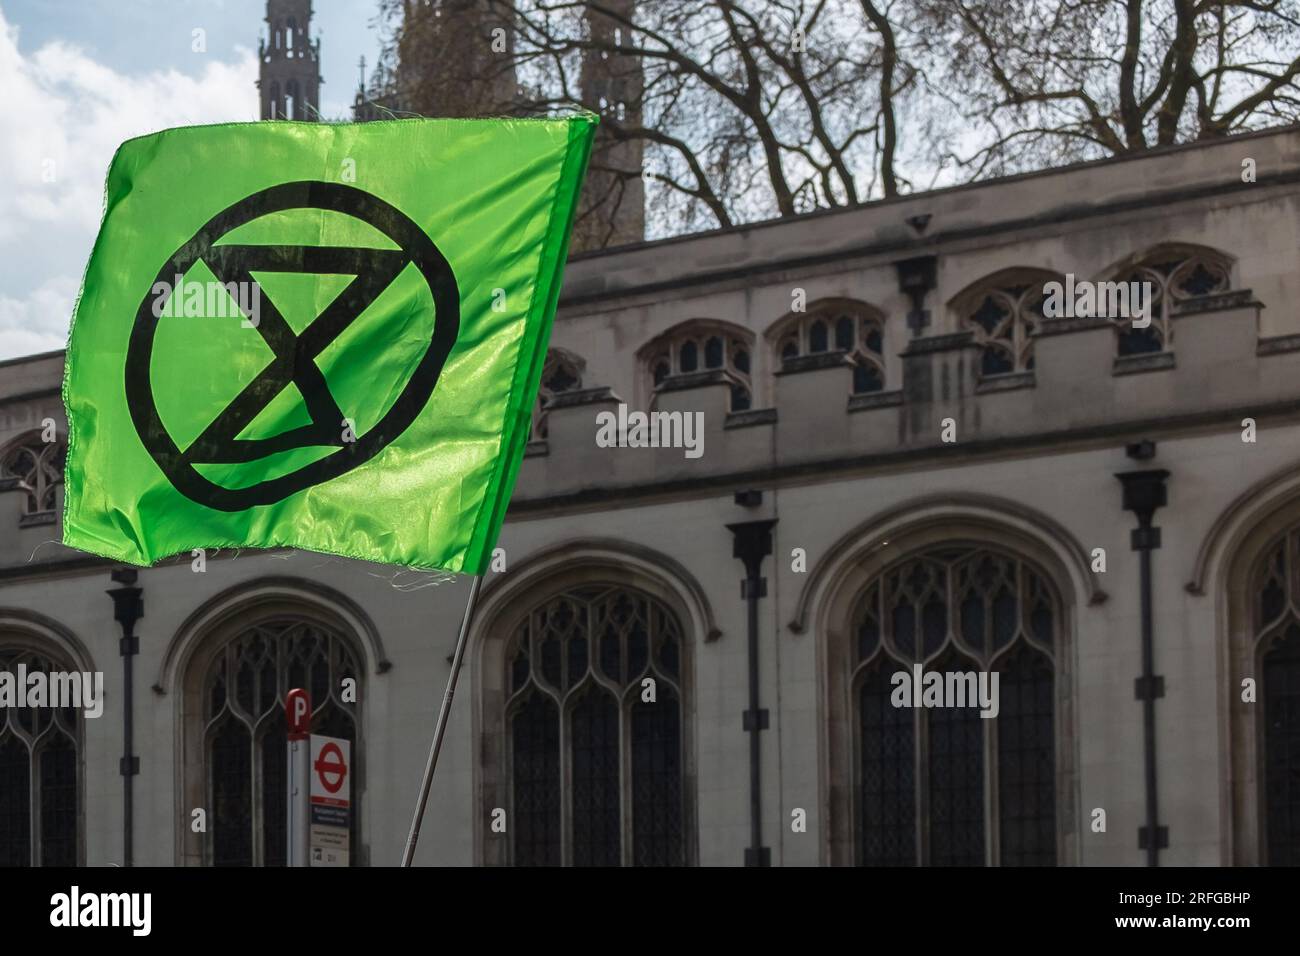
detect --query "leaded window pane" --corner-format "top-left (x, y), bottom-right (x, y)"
top-left (1263, 624), bottom-right (1300, 864)
top-left (922, 597), bottom-right (946, 657)
top-left (962, 278), bottom-right (1051, 374)
top-left (865, 325), bottom-right (882, 353)
top-left (0, 434), bottom-right (65, 516)
top-left (852, 363), bottom-right (883, 395)
top-left (835, 316), bottom-right (854, 351)
top-left (648, 324), bottom-right (753, 413)
top-left (570, 686), bottom-right (620, 866)
top-left (211, 716), bottom-right (253, 867)
top-left (512, 691), bottom-right (561, 866)
top-left (853, 547), bottom-right (1058, 866)
top-left (971, 296), bottom-right (1007, 336)
top-left (857, 582), bottom-right (881, 661)
top-left (0, 736), bottom-right (31, 866)
top-left (981, 346), bottom-right (1014, 376)
top-left (632, 688), bottom-right (683, 865)
top-left (927, 652), bottom-right (985, 866)
top-left (704, 336), bottom-right (723, 369)
top-left (1259, 542), bottom-right (1287, 626)
top-left (533, 349), bottom-right (585, 440)
top-left (1117, 324), bottom-right (1162, 355)
top-left (0, 646), bottom-right (80, 866)
top-left (858, 663), bottom-right (915, 866)
top-left (997, 644), bottom-right (1056, 865)
top-left (809, 320), bottom-right (828, 352)
top-left (260, 711), bottom-right (287, 867)
top-left (507, 586), bottom-right (687, 866)
top-left (1115, 251), bottom-right (1231, 354)
top-left (38, 733), bottom-right (78, 867)
top-left (776, 304), bottom-right (886, 393)
top-left (203, 620), bottom-right (360, 866)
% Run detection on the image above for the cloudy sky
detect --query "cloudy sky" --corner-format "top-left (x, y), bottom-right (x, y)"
top-left (0, 0), bottom-right (383, 360)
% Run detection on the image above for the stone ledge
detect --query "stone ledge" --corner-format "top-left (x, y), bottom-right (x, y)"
top-left (1034, 315), bottom-right (1113, 338)
top-left (1257, 333), bottom-right (1300, 356)
top-left (548, 385), bottom-right (620, 409)
top-left (847, 389), bottom-right (904, 412)
top-left (1113, 350), bottom-right (1176, 376)
top-left (775, 351), bottom-right (853, 375)
top-left (18, 511), bottom-right (56, 529)
top-left (656, 369), bottom-right (733, 393)
top-left (724, 407), bottom-right (777, 429)
top-left (975, 370), bottom-right (1035, 394)
top-left (901, 330), bottom-right (979, 356)
top-left (1172, 289), bottom-right (1259, 317)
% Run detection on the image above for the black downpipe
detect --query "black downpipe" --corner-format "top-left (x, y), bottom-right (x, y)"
top-left (728, 519), bottom-right (776, 867)
top-left (108, 568), bottom-right (144, 867)
top-left (1117, 469), bottom-right (1169, 866)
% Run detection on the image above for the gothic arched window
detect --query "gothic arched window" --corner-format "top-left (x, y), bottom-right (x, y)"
top-left (1251, 527), bottom-right (1300, 864)
top-left (532, 349), bottom-right (585, 440)
top-left (1110, 245), bottom-right (1232, 356)
top-left (771, 300), bottom-right (886, 394)
top-left (201, 619), bottom-right (360, 866)
top-left (0, 643), bottom-right (81, 866)
top-left (1, 430), bottom-right (65, 525)
top-left (852, 547), bottom-right (1058, 865)
top-left (506, 585), bottom-right (686, 866)
top-left (955, 271), bottom-right (1056, 377)
top-left (642, 321), bottom-right (753, 412)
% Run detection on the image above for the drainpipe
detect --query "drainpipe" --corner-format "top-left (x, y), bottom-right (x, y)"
top-left (1117, 466), bottom-right (1169, 866)
top-left (727, 513), bottom-right (776, 867)
top-left (108, 567), bottom-right (143, 867)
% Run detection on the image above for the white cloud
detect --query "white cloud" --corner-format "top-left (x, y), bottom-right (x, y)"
top-left (0, 5), bottom-right (257, 360)
top-left (0, 275), bottom-right (77, 358)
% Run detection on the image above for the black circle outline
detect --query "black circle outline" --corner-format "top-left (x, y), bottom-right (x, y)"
top-left (125, 181), bottom-right (460, 511)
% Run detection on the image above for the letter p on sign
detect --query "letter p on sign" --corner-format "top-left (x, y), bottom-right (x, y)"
top-left (287, 688), bottom-right (311, 740)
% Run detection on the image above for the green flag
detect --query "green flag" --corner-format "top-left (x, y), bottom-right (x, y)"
top-left (62, 115), bottom-right (595, 574)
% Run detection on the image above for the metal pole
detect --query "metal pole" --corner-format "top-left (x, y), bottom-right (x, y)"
top-left (1139, 545), bottom-right (1158, 867)
top-left (287, 737), bottom-right (310, 866)
top-left (123, 642), bottom-right (133, 866)
top-left (1117, 468), bottom-right (1169, 865)
top-left (728, 518), bottom-right (776, 867)
top-left (108, 569), bottom-right (143, 867)
top-left (286, 689), bottom-right (311, 867)
top-left (401, 574), bottom-right (483, 867)
top-left (746, 570), bottom-right (763, 860)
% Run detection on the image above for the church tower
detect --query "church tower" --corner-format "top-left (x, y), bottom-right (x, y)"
top-left (571, 0), bottom-right (645, 251)
top-left (258, 0), bottom-right (322, 120)
top-left (394, 0), bottom-right (519, 119)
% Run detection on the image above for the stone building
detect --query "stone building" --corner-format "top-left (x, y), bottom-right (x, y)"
top-left (0, 125), bottom-right (1298, 866)
top-left (257, 0), bottom-right (322, 121)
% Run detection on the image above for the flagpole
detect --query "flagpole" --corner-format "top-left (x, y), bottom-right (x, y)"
top-left (401, 573), bottom-right (484, 867)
